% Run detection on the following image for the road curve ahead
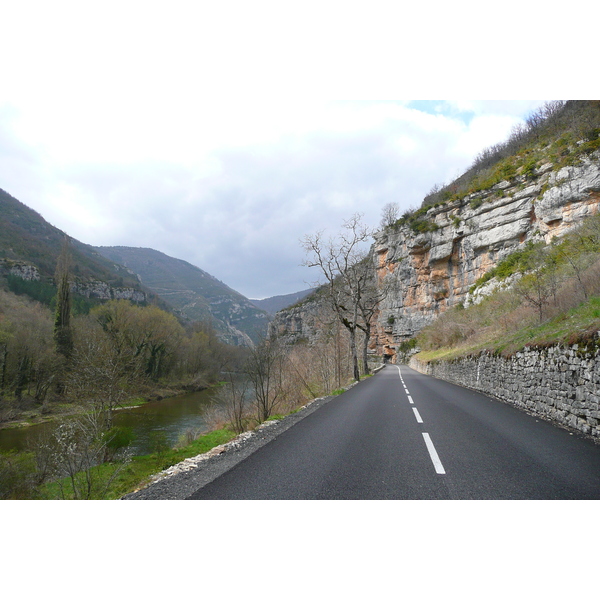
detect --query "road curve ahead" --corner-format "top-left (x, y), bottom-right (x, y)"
top-left (187, 365), bottom-right (600, 500)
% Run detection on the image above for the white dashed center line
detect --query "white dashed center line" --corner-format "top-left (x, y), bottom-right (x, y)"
top-left (422, 433), bottom-right (446, 474)
top-left (396, 366), bottom-right (447, 475)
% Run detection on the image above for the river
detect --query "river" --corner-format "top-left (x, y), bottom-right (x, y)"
top-left (0, 387), bottom-right (219, 456)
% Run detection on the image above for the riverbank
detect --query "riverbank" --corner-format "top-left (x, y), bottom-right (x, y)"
top-left (124, 369), bottom-right (383, 500)
top-left (2, 369), bottom-right (379, 499)
top-left (123, 390), bottom-right (348, 499)
top-left (0, 382), bottom-right (212, 432)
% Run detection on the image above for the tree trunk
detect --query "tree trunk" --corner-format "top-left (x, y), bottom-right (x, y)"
top-left (0, 345), bottom-right (7, 391)
top-left (361, 324), bottom-right (371, 376)
top-left (349, 327), bottom-right (360, 382)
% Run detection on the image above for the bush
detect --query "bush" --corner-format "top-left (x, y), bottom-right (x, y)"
top-left (0, 450), bottom-right (40, 499)
top-left (103, 426), bottom-right (135, 458)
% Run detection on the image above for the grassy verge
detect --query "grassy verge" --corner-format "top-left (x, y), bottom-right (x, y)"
top-left (38, 428), bottom-right (237, 500)
top-left (493, 295), bottom-right (600, 355)
top-left (10, 375), bottom-right (371, 499)
top-left (415, 295), bottom-right (600, 364)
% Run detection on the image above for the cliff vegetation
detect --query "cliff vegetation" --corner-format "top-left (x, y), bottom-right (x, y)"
top-left (372, 101), bottom-right (600, 360)
top-left (272, 101), bottom-right (600, 369)
top-left (415, 211), bottom-right (600, 360)
top-left (420, 100), bottom-right (600, 209)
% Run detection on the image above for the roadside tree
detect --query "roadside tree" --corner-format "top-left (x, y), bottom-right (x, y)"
top-left (302, 214), bottom-right (377, 381)
top-left (245, 336), bottom-right (286, 423)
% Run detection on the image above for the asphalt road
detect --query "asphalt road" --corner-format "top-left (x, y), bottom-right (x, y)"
top-left (187, 364), bottom-right (600, 500)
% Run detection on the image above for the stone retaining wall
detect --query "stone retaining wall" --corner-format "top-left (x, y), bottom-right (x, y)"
top-left (409, 344), bottom-right (600, 439)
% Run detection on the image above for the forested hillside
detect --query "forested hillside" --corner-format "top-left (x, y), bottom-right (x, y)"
top-left (94, 246), bottom-right (269, 346)
top-left (0, 188), bottom-right (143, 288)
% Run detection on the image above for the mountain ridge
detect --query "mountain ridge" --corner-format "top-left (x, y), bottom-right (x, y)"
top-left (0, 187), bottom-right (161, 307)
top-left (94, 245), bottom-right (270, 346)
top-left (250, 288), bottom-right (316, 314)
top-left (0, 187), bottom-right (311, 347)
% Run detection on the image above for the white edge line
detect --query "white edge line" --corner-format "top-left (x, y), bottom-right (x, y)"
top-left (422, 433), bottom-right (446, 475)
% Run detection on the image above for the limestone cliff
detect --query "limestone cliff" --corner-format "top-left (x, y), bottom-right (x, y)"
top-left (272, 145), bottom-right (600, 362)
top-left (268, 290), bottom-right (334, 345)
top-left (373, 149), bottom-right (600, 360)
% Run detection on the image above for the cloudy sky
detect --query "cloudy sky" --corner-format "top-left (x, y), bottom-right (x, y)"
top-left (0, 2), bottom-right (591, 299)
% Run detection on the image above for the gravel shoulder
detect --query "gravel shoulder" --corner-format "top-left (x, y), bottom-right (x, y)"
top-left (122, 390), bottom-right (350, 500)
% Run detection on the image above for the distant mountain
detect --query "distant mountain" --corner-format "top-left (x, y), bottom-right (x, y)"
top-left (0, 187), bottom-right (155, 302)
top-left (250, 288), bottom-right (316, 314)
top-left (94, 246), bottom-right (269, 346)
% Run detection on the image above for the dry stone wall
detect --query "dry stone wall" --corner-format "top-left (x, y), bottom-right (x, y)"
top-left (409, 344), bottom-right (600, 439)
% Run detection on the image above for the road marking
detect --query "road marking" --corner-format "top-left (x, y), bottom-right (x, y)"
top-left (422, 433), bottom-right (446, 475)
top-left (407, 395), bottom-right (414, 404)
top-left (412, 407), bottom-right (423, 423)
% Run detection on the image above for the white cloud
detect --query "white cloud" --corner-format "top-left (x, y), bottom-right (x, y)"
top-left (2, 98), bottom-right (550, 298)
top-left (1, 4), bottom-right (570, 298)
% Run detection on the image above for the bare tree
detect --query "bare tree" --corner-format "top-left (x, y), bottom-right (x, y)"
top-left (302, 214), bottom-right (374, 381)
top-left (514, 261), bottom-right (557, 324)
top-left (215, 374), bottom-right (251, 433)
top-left (550, 213), bottom-right (600, 302)
top-left (43, 408), bottom-right (131, 499)
top-left (245, 336), bottom-right (285, 423)
top-left (380, 202), bottom-right (400, 229)
top-left (353, 256), bottom-right (389, 375)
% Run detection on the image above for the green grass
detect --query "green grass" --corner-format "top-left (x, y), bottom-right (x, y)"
top-left (469, 241), bottom-right (543, 293)
top-left (39, 428), bottom-right (237, 500)
top-left (415, 295), bottom-right (600, 364)
top-left (266, 414), bottom-right (285, 421)
top-left (496, 296), bottom-right (600, 354)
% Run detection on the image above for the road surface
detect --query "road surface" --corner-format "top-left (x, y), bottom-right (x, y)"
top-left (187, 364), bottom-right (600, 499)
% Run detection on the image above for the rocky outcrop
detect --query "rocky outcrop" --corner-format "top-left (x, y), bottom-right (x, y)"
top-left (1, 260), bottom-right (147, 303)
top-left (268, 297), bottom-right (328, 345)
top-left (373, 150), bottom-right (600, 360)
top-left (0, 260), bottom-right (41, 281)
top-left (272, 150), bottom-right (600, 359)
top-left (71, 279), bottom-right (147, 303)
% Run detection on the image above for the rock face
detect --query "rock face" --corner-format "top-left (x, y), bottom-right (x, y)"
top-left (272, 149), bottom-right (600, 360)
top-left (71, 279), bottom-right (147, 303)
top-left (0, 260), bottom-right (41, 281)
top-left (372, 150), bottom-right (600, 361)
top-left (268, 296), bottom-right (329, 346)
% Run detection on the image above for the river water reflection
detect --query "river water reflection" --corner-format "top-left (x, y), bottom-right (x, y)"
top-left (0, 387), bottom-right (219, 457)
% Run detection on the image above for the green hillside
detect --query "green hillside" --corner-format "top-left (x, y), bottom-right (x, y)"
top-left (0, 188), bottom-right (144, 289)
top-left (94, 246), bottom-right (269, 345)
top-left (421, 100), bottom-right (600, 208)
